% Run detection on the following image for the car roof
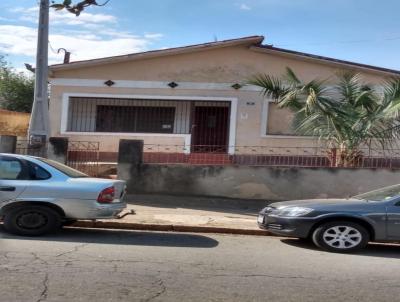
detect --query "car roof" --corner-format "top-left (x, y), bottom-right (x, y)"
top-left (0, 153), bottom-right (41, 160)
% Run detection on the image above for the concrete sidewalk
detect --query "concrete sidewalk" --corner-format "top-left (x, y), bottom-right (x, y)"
top-left (73, 194), bottom-right (273, 236)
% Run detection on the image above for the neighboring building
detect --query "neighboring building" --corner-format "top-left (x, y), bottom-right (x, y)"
top-left (48, 36), bottom-right (400, 161)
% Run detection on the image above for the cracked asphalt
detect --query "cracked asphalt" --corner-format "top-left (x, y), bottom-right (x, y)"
top-left (1, 226), bottom-right (400, 302)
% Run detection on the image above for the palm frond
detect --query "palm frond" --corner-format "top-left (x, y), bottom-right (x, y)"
top-left (382, 78), bottom-right (400, 118)
top-left (247, 74), bottom-right (286, 100)
top-left (283, 67), bottom-right (301, 86)
top-left (251, 67), bottom-right (400, 154)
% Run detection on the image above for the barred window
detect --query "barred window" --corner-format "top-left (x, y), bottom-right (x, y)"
top-left (95, 105), bottom-right (176, 133)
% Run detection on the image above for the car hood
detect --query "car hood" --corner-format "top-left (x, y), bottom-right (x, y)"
top-left (268, 198), bottom-right (366, 209)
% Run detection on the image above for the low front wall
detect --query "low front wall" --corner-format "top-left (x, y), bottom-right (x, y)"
top-left (121, 164), bottom-right (400, 200)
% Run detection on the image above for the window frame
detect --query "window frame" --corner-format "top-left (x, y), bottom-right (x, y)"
top-left (260, 99), bottom-right (315, 139)
top-left (26, 161), bottom-right (52, 181)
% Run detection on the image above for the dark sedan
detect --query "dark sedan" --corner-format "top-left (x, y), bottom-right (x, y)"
top-left (258, 184), bottom-right (400, 252)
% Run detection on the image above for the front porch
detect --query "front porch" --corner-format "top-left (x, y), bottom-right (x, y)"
top-left (62, 94), bottom-right (236, 156)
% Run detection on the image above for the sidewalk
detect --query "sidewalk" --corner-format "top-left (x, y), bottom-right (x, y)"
top-left (73, 194), bottom-right (273, 236)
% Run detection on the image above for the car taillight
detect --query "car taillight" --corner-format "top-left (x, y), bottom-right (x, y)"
top-left (97, 187), bottom-right (115, 203)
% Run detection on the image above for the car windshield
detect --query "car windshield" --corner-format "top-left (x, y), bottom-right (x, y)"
top-left (353, 184), bottom-right (400, 201)
top-left (38, 158), bottom-right (89, 178)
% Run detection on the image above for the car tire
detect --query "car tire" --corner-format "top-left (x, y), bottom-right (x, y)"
top-left (312, 221), bottom-right (370, 253)
top-left (3, 206), bottom-right (62, 236)
top-left (62, 219), bottom-right (77, 226)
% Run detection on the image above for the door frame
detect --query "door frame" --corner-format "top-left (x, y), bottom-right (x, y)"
top-left (191, 105), bottom-right (230, 153)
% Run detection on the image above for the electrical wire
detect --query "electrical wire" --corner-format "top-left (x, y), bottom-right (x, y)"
top-left (48, 41), bottom-right (60, 55)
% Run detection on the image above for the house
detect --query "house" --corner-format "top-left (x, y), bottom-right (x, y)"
top-left (48, 36), bottom-right (400, 163)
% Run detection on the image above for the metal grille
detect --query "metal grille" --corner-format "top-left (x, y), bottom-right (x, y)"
top-left (67, 98), bottom-right (231, 151)
top-left (66, 141), bottom-right (100, 177)
top-left (191, 105), bottom-right (230, 153)
top-left (14, 139), bottom-right (100, 176)
top-left (68, 97), bottom-right (194, 134)
top-left (141, 144), bottom-right (400, 168)
top-left (15, 140), bottom-right (47, 157)
top-left (96, 105), bottom-right (176, 133)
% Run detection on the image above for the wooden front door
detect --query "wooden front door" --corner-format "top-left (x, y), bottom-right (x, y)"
top-left (191, 106), bottom-right (230, 153)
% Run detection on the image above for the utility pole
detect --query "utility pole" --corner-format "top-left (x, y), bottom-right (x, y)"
top-left (28, 0), bottom-right (50, 146)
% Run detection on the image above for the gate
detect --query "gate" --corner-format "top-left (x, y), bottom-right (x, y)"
top-left (14, 139), bottom-right (100, 177)
top-left (15, 139), bottom-right (47, 157)
top-left (67, 141), bottom-right (100, 177)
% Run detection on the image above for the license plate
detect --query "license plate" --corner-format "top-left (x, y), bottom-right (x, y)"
top-left (257, 215), bottom-right (264, 224)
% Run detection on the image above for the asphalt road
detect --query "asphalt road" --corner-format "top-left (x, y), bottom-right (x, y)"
top-left (1, 227), bottom-right (400, 302)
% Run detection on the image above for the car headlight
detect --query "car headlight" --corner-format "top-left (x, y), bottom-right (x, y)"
top-left (261, 206), bottom-right (274, 214)
top-left (275, 207), bottom-right (313, 217)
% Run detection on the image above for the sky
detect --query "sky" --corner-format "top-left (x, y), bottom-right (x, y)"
top-left (1, 0), bottom-right (400, 74)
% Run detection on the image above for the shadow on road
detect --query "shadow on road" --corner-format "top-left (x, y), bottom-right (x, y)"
top-left (0, 226), bottom-right (219, 248)
top-left (281, 238), bottom-right (400, 258)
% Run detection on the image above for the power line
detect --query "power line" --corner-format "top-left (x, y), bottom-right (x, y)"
top-left (48, 41), bottom-right (59, 55)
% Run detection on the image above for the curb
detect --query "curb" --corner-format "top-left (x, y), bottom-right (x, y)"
top-left (71, 221), bottom-right (272, 236)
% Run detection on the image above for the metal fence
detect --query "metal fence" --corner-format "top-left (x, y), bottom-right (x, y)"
top-left (67, 141), bottom-right (100, 176)
top-left (141, 144), bottom-right (400, 168)
top-left (14, 139), bottom-right (100, 177)
top-left (15, 139), bottom-right (400, 171)
top-left (15, 140), bottom-right (47, 157)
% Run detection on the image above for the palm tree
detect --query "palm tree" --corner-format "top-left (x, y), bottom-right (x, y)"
top-left (248, 68), bottom-right (400, 167)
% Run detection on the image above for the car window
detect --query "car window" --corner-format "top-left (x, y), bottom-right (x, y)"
top-left (353, 184), bottom-right (400, 201)
top-left (37, 158), bottom-right (88, 178)
top-left (0, 157), bottom-right (23, 180)
top-left (27, 161), bottom-right (51, 180)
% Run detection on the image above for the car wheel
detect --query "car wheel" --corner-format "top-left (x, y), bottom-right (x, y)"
top-left (312, 221), bottom-right (369, 253)
top-left (3, 206), bottom-right (62, 236)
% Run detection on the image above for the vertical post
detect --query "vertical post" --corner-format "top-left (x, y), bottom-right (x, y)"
top-left (28, 0), bottom-right (50, 144)
top-left (47, 137), bottom-right (69, 164)
top-left (117, 140), bottom-right (144, 192)
top-left (0, 135), bottom-right (17, 153)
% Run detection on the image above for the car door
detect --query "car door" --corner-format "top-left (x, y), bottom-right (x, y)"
top-left (0, 155), bottom-right (28, 203)
top-left (385, 199), bottom-right (400, 239)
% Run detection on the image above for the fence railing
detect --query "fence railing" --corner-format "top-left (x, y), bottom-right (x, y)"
top-left (15, 140), bottom-right (400, 170)
top-left (15, 140), bottom-right (47, 157)
top-left (14, 139), bottom-right (100, 177)
top-left (67, 141), bottom-right (100, 176)
top-left (141, 144), bottom-right (400, 168)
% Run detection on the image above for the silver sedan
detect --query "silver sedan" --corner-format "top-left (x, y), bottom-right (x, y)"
top-left (0, 153), bottom-right (127, 236)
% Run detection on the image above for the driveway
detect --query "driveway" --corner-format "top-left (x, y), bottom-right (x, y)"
top-left (1, 226), bottom-right (400, 301)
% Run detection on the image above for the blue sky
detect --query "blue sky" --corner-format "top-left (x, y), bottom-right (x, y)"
top-left (1, 0), bottom-right (400, 72)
